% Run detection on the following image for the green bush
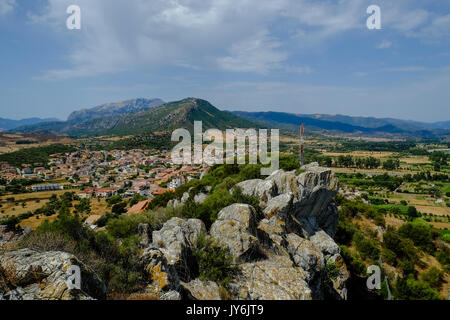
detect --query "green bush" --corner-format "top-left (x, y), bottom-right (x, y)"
top-left (325, 262), bottom-right (340, 281)
top-left (398, 220), bottom-right (435, 254)
top-left (335, 219), bottom-right (356, 245)
top-left (421, 267), bottom-right (444, 290)
top-left (340, 245), bottom-right (366, 276)
top-left (382, 248), bottom-right (397, 266)
top-left (193, 233), bottom-right (238, 287)
top-left (383, 231), bottom-right (417, 261)
top-left (353, 232), bottom-right (380, 260)
top-left (394, 275), bottom-right (441, 300)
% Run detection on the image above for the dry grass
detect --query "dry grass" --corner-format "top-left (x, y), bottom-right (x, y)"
top-left (0, 190), bottom-right (68, 202)
top-left (322, 151), bottom-right (395, 159)
top-left (0, 133), bottom-right (73, 155)
top-left (20, 215), bottom-right (58, 230)
top-left (0, 199), bottom-right (49, 218)
top-left (126, 293), bottom-right (160, 300)
top-left (415, 205), bottom-right (450, 216)
top-left (429, 222), bottom-right (450, 230)
top-left (401, 156), bottom-right (431, 164)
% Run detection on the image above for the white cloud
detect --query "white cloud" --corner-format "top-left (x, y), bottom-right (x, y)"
top-left (412, 14), bottom-right (450, 40)
top-left (202, 66), bottom-right (450, 122)
top-left (217, 31), bottom-right (287, 74)
top-left (382, 66), bottom-right (429, 72)
top-left (30, 0), bottom-right (450, 79)
top-left (377, 40), bottom-right (392, 49)
top-left (0, 0), bottom-right (15, 15)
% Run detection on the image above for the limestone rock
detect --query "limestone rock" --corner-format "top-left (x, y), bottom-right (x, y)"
top-left (138, 223), bottom-right (151, 248)
top-left (0, 248), bottom-right (106, 300)
top-left (284, 233), bottom-right (325, 279)
top-left (309, 230), bottom-right (340, 258)
top-left (181, 279), bottom-right (221, 300)
top-left (139, 248), bottom-right (180, 293)
top-left (152, 217), bottom-right (206, 277)
top-left (263, 192), bottom-right (294, 220)
top-left (210, 204), bottom-right (260, 262)
top-left (235, 179), bottom-right (277, 208)
top-left (231, 255), bottom-right (311, 300)
top-left (194, 192), bottom-right (208, 204)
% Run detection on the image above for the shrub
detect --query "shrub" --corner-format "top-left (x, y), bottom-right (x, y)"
top-left (394, 275), bottom-right (441, 300)
top-left (111, 202), bottom-right (127, 215)
top-left (421, 267), bottom-right (444, 290)
top-left (325, 262), bottom-right (340, 281)
top-left (340, 245), bottom-right (366, 276)
top-left (335, 219), bottom-right (355, 245)
top-left (398, 220), bottom-right (435, 254)
top-left (353, 232), bottom-right (380, 260)
top-left (192, 233), bottom-right (238, 287)
top-left (383, 231), bottom-right (417, 261)
top-left (382, 248), bottom-right (397, 266)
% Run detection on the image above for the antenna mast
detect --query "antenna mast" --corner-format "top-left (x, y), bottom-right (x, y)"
top-left (299, 123), bottom-right (305, 166)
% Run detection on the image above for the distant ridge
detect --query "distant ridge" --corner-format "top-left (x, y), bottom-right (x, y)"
top-left (12, 98), bottom-right (257, 137)
top-left (232, 111), bottom-right (447, 137)
top-left (67, 98), bottom-right (165, 122)
top-left (0, 117), bottom-right (60, 131)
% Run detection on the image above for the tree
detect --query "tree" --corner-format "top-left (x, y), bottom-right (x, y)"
top-left (383, 159), bottom-right (400, 171)
top-left (407, 206), bottom-right (419, 218)
top-left (112, 202), bottom-right (127, 215)
top-left (421, 267), bottom-right (444, 290)
top-left (395, 275), bottom-right (441, 300)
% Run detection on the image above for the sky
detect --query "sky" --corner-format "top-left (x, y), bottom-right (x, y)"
top-left (0, 0), bottom-right (450, 122)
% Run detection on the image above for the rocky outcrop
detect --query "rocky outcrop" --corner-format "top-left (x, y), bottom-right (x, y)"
top-left (151, 217), bottom-right (206, 280)
top-left (144, 164), bottom-right (348, 300)
top-left (210, 204), bottom-right (260, 262)
top-left (181, 279), bottom-right (221, 300)
top-left (2, 164), bottom-right (347, 301)
top-left (230, 255), bottom-right (312, 300)
top-left (0, 249), bottom-right (106, 300)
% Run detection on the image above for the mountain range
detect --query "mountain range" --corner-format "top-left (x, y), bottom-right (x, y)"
top-left (7, 97), bottom-right (450, 138)
top-left (0, 117), bottom-right (60, 132)
top-left (232, 111), bottom-right (450, 138)
top-left (11, 98), bottom-right (257, 137)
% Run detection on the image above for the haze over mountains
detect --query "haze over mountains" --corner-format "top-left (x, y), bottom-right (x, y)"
top-left (233, 111), bottom-right (450, 137)
top-left (0, 117), bottom-right (60, 132)
top-left (5, 97), bottom-right (450, 138)
top-left (10, 98), bottom-right (256, 137)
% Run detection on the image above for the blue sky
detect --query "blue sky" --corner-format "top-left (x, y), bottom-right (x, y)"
top-left (1, 0), bottom-right (450, 122)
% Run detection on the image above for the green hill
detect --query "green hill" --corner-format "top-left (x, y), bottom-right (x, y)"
top-left (13, 98), bottom-right (258, 137)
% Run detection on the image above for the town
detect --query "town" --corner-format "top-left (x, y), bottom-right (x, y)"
top-left (0, 147), bottom-right (208, 236)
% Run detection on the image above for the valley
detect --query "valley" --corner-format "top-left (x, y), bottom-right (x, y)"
top-left (0, 97), bottom-right (449, 301)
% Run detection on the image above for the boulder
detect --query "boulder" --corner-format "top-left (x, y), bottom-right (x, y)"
top-left (284, 233), bottom-right (324, 279)
top-left (0, 248), bottom-right (106, 300)
top-left (265, 170), bottom-right (299, 197)
top-left (138, 223), bottom-right (151, 248)
top-left (194, 192), bottom-right (208, 204)
top-left (181, 279), bottom-right (221, 300)
top-left (235, 179), bottom-right (277, 208)
top-left (257, 217), bottom-right (286, 250)
top-left (309, 230), bottom-right (340, 258)
top-left (231, 255), bottom-right (312, 300)
top-left (139, 248), bottom-right (180, 293)
top-left (152, 218), bottom-right (206, 278)
top-left (263, 192), bottom-right (294, 220)
top-left (210, 204), bottom-right (260, 262)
